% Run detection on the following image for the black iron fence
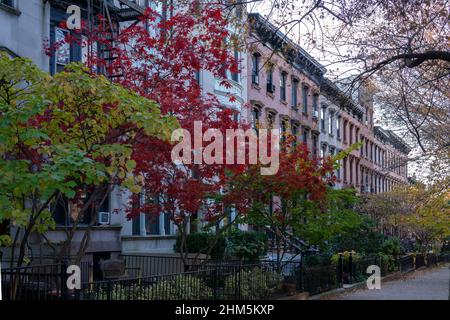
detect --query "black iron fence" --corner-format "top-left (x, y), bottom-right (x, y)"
top-left (75, 262), bottom-right (285, 300)
top-left (1, 263), bottom-right (66, 300)
top-left (426, 254), bottom-right (437, 267)
top-left (299, 264), bottom-right (338, 295)
top-left (415, 253), bottom-right (426, 269)
top-left (399, 255), bottom-right (415, 273)
top-left (2, 252), bottom-right (448, 300)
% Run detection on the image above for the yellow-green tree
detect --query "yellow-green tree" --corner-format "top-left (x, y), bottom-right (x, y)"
top-left (359, 180), bottom-right (450, 252)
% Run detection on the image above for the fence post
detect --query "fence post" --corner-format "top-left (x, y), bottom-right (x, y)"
top-left (298, 258), bottom-right (304, 292)
top-left (237, 261), bottom-right (242, 300)
top-left (60, 261), bottom-right (68, 300)
top-left (348, 252), bottom-right (353, 284)
top-left (213, 267), bottom-right (218, 300)
top-left (107, 280), bottom-right (112, 301)
top-left (338, 253), bottom-right (343, 287)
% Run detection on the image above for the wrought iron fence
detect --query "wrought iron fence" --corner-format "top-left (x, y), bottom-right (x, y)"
top-left (415, 253), bottom-right (426, 269)
top-left (2, 252), bottom-right (447, 300)
top-left (74, 262), bottom-right (285, 300)
top-left (399, 255), bottom-right (414, 273)
top-left (1, 263), bottom-right (66, 300)
top-left (299, 264), bottom-right (338, 295)
top-left (426, 254), bottom-right (437, 267)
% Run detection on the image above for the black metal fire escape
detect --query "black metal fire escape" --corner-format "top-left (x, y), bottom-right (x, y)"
top-left (47, 0), bottom-right (145, 79)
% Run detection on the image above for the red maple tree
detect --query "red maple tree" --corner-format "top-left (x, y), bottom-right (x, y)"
top-left (49, 2), bottom-right (337, 262)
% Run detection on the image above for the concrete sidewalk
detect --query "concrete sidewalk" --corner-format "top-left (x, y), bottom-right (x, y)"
top-left (331, 264), bottom-right (450, 300)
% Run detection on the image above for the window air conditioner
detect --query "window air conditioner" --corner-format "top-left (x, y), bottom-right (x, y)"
top-left (98, 211), bottom-right (110, 225)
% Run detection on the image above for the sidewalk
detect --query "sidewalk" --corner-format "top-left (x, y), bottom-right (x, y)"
top-left (330, 264), bottom-right (449, 300)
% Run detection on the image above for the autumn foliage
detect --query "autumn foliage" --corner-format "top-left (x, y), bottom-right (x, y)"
top-left (47, 2), bottom-right (338, 250)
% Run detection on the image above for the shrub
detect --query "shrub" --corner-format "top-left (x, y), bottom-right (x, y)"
top-left (225, 230), bottom-right (268, 262)
top-left (174, 232), bottom-right (226, 259)
top-left (378, 253), bottom-right (398, 274)
top-left (84, 284), bottom-right (148, 300)
top-left (381, 237), bottom-right (403, 256)
top-left (147, 275), bottom-right (213, 300)
top-left (302, 254), bottom-right (332, 267)
top-left (223, 267), bottom-right (282, 300)
top-left (331, 251), bottom-right (361, 265)
top-left (331, 218), bottom-right (384, 255)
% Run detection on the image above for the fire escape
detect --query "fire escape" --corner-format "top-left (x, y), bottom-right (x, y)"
top-left (48, 0), bottom-right (146, 79)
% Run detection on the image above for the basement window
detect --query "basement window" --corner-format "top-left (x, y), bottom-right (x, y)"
top-left (1, 0), bottom-right (14, 8)
top-left (0, 0), bottom-right (20, 15)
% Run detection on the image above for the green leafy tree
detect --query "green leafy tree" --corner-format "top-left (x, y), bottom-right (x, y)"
top-left (0, 54), bottom-right (177, 268)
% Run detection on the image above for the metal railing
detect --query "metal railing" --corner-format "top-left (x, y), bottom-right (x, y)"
top-left (2, 252), bottom-right (447, 300)
top-left (75, 262), bottom-right (285, 300)
top-left (1, 263), bottom-right (66, 300)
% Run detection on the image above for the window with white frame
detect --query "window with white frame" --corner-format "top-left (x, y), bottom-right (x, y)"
top-left (280, 71), bottom-right (287, 101)
top-left (55, 27), bottom-right (70, 73)
top-left (328, 111), bottom-right (334, 135)
top-left (320, 107), bottom-right (326, 131)
top-left (251, 53), bottom-right (260, 85)
top-left (302, 86), bottom-right (308, 113)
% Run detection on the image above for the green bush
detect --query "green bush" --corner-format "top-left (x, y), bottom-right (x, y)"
top-left (331, 218), bottom-right (384, 255)
top-left (174, 232), bottom-right (226, 259)
top-left (302, 254), bottom-right (332, 267)
top-left (225, 230), bottom-right (268, 262)
top-left (381, 237), bottom-right (403, 256)
top-left (84, 284), bottom-right (147, 300)
top-left (377, 253), bottom-right (398, 274)
top-left (147, 275), bottom-right (213, 300)
top-left (223, 267), bottom-right (282, 300)
top-left (331, 251), bottom-right (361, 265)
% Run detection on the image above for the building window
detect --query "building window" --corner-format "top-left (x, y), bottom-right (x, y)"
top-left (231, 49), bottom-right (239, 82)
top-left (251, 53), bottom-right (260, 85)
top-left (266, 65), bottom-right (275, 93)
top-left (361, 136), bottom-right (364, 156)
top-left (312, 94), bottom-right (318, 113)
top-left (337, 159), bottom-right (341, 180)
top-left (343, 157), bottom-right (347, 182)
top-left (281, 119), bottom-right (287, 145)
top-left (343, 121), bottom-right (347, 142)
top-left (370, 143), bottom-right (373, 161)
top-left (280, 71), bottom-right (287, 101)
top-left (320, 144), bottom-right (327, 158)
top-left (252, 106), bottom-right (260, 134)
top-left (320, 107), bottom-right (326, 132)
top-left (349, 158), bottom-right (354, 184)
top-left (336, 116), bottom-right (341, 138)
top-left (267, 112), bottom-right (276, 129)
top-left (194, 70), bottom-right (201, 85)
top-left (55, 28), bottom-right (71, 73)
top-left (302, 129), bottom-right (308, 145)
top-left (365, 140), bottom-right (369, 158)
top-left (1, 0), bottom-right (14, 7)
top-left (144, 193), bottom-right (160, 235)
top-left (302, 86), bottom-right (308, 113)
top-left (52, 191), bottom-right (110, 226)
top-left (291, 78), bottom-right (299, 109)
top-left (292, 123), bottom-right (298, 146)
top-left (312, 135), bottom-right (318, 156)
top-left (349, 124), bottom-right (354, 144)
top-left (328, 111), bottom-right (334, 135)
